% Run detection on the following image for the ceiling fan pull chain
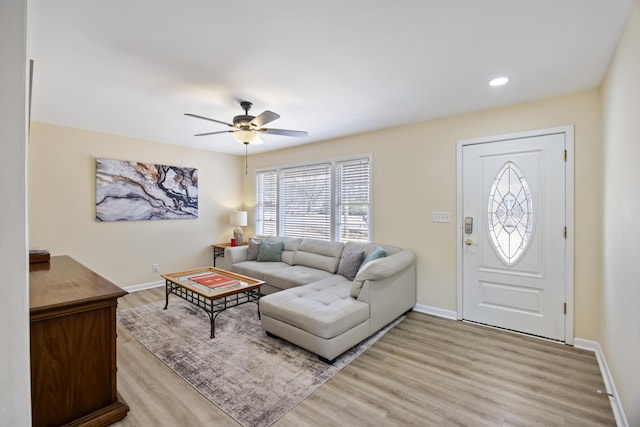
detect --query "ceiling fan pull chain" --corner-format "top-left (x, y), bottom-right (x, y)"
top-left (245, 142), bottom-right (248, 175)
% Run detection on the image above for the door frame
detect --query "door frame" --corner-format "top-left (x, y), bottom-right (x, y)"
top-left (456, 126), bottom-right (575, 344)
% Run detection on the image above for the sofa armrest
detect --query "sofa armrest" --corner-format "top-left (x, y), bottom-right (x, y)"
top-left (224, 246), bottom-right (249, 265)
top-left (354, 249), bottom-right (415, 282)
top-left (355, 252), bottom-right (416, 334)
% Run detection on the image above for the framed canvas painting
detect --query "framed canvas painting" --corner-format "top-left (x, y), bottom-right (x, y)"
top-left (96, 158), bottom-right (198, 221)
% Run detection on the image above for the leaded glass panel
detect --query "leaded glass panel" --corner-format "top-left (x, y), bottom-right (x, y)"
top-left (487, 162), bottom-right (534, 265)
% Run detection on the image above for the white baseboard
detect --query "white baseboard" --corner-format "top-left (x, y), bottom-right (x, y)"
top-left (123, 280), bottom-right (164, 293)
top-left (412, 303), bottom-right (457, 320)
top-left (574, 338), bottom-right (628, 427)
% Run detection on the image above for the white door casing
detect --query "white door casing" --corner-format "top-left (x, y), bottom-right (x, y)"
top-left (456, 127), bottom-right (574, 343)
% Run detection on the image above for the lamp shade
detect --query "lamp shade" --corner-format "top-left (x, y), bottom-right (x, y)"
top-left (230, 211), bottom-right (247, 227)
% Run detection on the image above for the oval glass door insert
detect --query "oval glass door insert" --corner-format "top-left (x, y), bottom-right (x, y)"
top-left (487, 162), bottom-right (534, 265)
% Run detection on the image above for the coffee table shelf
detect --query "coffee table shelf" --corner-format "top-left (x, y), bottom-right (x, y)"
top-left (162, 267), bottom-right (263, 338)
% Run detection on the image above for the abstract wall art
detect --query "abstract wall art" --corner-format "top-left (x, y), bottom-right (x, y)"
top-left (96, 158), bottom-right (198, 221)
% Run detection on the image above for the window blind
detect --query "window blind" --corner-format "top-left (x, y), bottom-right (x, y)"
top-left (255, 170), bottom-right (277, 236)
top-left (280, 163), bottom-right (332, 240)
top-left (336, 158), bottom-right (370, 242)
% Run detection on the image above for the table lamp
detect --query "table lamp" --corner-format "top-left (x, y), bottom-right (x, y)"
top-left (230, 211), bottom-right (247, 246)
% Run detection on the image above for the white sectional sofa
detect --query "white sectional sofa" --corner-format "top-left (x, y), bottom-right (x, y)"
top-left (223, 236), bottom-right (416, 362)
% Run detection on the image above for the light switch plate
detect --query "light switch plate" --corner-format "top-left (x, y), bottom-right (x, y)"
top-left (432, 211), bottom-right (451, 223)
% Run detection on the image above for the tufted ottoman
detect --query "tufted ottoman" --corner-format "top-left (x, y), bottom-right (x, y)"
top-left (259, 275), bottom-right (371, 363)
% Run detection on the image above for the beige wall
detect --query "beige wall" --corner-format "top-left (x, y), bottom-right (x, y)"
top-left (601, 0), bottom-right (640, 424)
top-left (29, 122), bottom-right (244, 287)
top-left (245, 90), bottom-right (603, 340)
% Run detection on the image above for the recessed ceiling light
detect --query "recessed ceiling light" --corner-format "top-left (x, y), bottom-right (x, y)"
top-left (489, 77), bottom-right (510, 87)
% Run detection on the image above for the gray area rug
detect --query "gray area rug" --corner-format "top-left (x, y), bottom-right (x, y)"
top-left (118, 297), bottom-right (402, 427)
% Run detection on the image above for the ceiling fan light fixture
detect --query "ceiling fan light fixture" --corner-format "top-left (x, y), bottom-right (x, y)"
top-left (233, 129), bottom-right (259, 144)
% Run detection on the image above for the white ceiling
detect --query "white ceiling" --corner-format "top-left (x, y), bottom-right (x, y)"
top-left (27, 0), bottom-right (635, 155)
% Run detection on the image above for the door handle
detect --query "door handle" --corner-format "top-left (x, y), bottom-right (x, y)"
top-left (465, 239), bottom-right (473, 246)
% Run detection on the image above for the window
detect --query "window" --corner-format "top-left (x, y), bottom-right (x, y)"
top-left (255, 170), bottom-right (277, 236)
top-left (255, 156), bottom-right (371, 242)
top-left (336, 158), bottom-right (370, 242)
top-left (281, 163), bottom-right (331, 239)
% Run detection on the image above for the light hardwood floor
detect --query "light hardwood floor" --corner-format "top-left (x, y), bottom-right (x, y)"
top-left (113, 287), bottom-right (615, 426)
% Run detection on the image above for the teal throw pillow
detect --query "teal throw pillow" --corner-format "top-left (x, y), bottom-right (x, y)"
top-left (361, 245), bottom-right (387, 267)
top-left (256, 240), bottom-right (284, 262)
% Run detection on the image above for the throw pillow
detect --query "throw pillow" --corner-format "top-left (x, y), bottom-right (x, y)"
top-left (256, 240), bottom-right (284, 262)
top-left (247, 238), bottom-right (261, 261)
top-left (337, 250), bottom-right (365, 281)
top-left (361, 245), bottom-right (387, 267)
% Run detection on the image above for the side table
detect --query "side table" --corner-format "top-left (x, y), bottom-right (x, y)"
top-left (211, 242), bottom-right (247, 267)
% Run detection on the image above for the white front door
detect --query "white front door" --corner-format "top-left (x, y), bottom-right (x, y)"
top-left (459, 130), bottom-right (570, 341)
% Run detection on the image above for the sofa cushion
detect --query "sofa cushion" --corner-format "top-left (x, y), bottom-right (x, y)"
top-left (231, 260), bottom-right (289, 281)
top-left (266, 236), bottom-right (302, 265)
top-left (343, 241), bottom-right (376, 254)
top-left (293, 239), bottom-right (344, 273)
top-left (265, 265), bottom-right (334, 291)
top-left (337, 250), bottom-right (365, 280)
top-left (260, 277), bottom-right (368, 339)
top-left (344, 241), bottom-right (402, 258)
top-left (257, 240), bottom-right (284, 262)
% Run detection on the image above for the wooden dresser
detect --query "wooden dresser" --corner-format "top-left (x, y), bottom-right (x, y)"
top-left (30, 256), bottom-right (129, 426)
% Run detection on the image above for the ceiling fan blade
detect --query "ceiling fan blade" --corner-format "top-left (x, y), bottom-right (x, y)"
top-left (250, 110), bottom-right (280, 128)
top-left (185, 113), bottom-right (234, 128)
top-left (194, 130), bottom-right (234, 137)
top-left (259, 128), bottom-right (308, 138)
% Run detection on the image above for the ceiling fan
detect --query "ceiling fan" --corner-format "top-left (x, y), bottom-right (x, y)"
top-left (185, 101), bottom-right (308, 146)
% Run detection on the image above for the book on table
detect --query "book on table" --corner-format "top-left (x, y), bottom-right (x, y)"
top-left (189, 273), bottom-right (240, 289)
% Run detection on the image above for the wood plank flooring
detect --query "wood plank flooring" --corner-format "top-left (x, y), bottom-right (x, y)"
top-left (113, 287), bottom-right (615, 426)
